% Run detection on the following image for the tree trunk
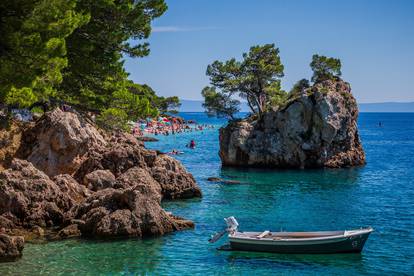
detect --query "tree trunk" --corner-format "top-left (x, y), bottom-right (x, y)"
top-left (252, 94), bottom-right (263, 117)
top-left (246, 97), bottom-right (256, 114)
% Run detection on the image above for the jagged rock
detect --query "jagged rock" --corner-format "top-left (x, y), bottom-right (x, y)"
top-left (73, 136), bottom-right (156, 180)
top-left (83, 170), bottom-right (116, 191)
top-left (57, 224), bottom-right (81, 239)
top-left (116, 167), bottom-right (161, 194)
top-left (0, 159), bottom-right (75, 229)
top-left (109, 132), bottom-right (143, 147)
top-left (169, 215), bottom-right (195, 230)
top-left (31, 226), bottom-right (45, 238)
top-left (73, 134), bottom-right (199, 199)
top-left (0, 121), bottom-right (25, 170)
top-left (18, 108), bottom-right (107, 177)
top-left (0, 234), bottom-right (24, 262)
top-left (15, 108), bottom-right (200, 200)
top-left (53, 174), bottom-right (91, 202)
top-left (72, 187), bottom-right (182, 238)
top-left (0, 109), bottom-right (201, 260)
top-left (207, 177), bottom-right (241, 184)
top-left (219, 79), bottom-right (365, 168)
top-left (0, 215), bottom-right (14, 231)
top-left (73, 151), bottom-right (105, 182)
top-left (137, 136), bottom-right (159, 142)
top-left (100, 144), bottom-right (148, 177)
top-left (151, 155), bottom-right (202, 199)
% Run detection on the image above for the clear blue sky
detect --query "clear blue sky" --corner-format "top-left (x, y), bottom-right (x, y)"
top-left (124, 0), bottom-right (414, 103)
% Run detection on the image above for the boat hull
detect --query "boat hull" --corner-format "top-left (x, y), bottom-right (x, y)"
top-left (229, 232), bottom-right (371, 254)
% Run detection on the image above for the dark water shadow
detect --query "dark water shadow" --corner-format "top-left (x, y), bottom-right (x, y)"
top-left (218, 166), bottom-right (363, 192)
top-left (1, 236), bottom-right (167, 275)
top-left (221, 250), bottom-right (366, 272)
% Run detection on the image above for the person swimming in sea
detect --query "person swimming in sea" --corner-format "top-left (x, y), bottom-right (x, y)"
top-left (168, 149), bottom-right (183, 155)
top-left (186, 140), bottom-right (196, 149)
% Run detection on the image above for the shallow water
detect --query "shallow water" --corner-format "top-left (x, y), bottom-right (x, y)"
top-left (1, 113), bottom-right (413, 275)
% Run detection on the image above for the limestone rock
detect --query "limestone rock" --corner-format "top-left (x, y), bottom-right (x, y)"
top-left (169, 215), bottom-right (195, 230)
top-left (18, 108), bottom-right (107, 177)
top-left (72, 187), bottom-right (178, 238)
top-left (53, 174), bottom-right (91, 203)
top-left (15, 108), bottom-right (200, 200)
top-left (137, 136), bottom-right (159, 142)
top-left (31, 226), bottom-right (45, 239)
top-left (0, 159), bottom-right (75, 229)
top-left (100, 144), bottom-right (148, 177)
top-left (0, 108), bottom-right (201, 258)
top-left (83, 170), bottom-right (116, 191)
top-left (0, 234), bottom-right (24, 261)
top-left (207, 177), bottom-right (241, 184)
top-left (0, 216), bottom-right (14, 232)
top-left (116, 167), bottom-right (161, 194)
top-left (73, 135), bottom-right (156, 180)
top-left (73, 133), bottom-right (200, 199)
top-left (207, 177), bottom-right (221, 182)
top-left (219, 79), bottom-right (365, 168)
top-left (151, 155), bottom-right (202, 199)
top-left (57, 224), bottom-right (81, 239)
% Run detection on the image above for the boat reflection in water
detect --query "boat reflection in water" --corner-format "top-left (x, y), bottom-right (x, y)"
top-left (210, 217), bottom-right (373, 254)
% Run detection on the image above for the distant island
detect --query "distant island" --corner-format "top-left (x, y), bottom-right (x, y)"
top-left (179, 100), bottom-right (414, 113)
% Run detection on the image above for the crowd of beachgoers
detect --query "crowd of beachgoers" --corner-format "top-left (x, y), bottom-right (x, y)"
top-left (130, 116), bottom-right (215, 155)
top-left (6, 108), bottom-right (214, 156)
top-left (131, 116), bottom-right (215, 137)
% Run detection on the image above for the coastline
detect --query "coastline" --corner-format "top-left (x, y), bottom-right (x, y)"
top-left (0, 112), bottom-right (413, 274)
top-left (0, 109), bottom-right (202, 262)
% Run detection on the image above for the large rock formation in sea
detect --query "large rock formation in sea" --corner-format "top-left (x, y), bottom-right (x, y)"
top-left (0, 108), bottom-right (201, 261)
top-left (219, 79), bottom-right (365, 168)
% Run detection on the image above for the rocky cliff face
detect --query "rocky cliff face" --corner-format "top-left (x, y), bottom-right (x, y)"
top-left (219, 79), bottom-right (365, 168)
top-left (0, 108), bottom-right (201, 261)
top-left (18, 109), bottom-right (107, 177)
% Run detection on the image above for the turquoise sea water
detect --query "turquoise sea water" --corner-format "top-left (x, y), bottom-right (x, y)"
top-left (1, 112), bottom-right (413, 275)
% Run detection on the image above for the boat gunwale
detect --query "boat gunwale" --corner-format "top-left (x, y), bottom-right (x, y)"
top-left (229, 227), bottom-right (373, 243)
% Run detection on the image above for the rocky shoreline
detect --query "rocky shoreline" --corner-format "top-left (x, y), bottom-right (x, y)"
top-left (219, 79), bottom-right (366, 169)
top-left (0, 109), bottom-right (201, 261)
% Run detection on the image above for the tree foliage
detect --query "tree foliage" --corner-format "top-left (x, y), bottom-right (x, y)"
top-left (59, 0), bottom-right (168, 110)
top-left (206, 44), bottom-right (286, 116)
top-left (0, 0), bottom-right (178, 131)
top-left (201, 86), bottom-right (240, 120)
top-left (0, 0), bottom-right (89, 108)
top-left (127, 83), bottom-right (181, 114)
top-left (107, 80), bottom-right (158, 120)
top-left (96, 107), bottom-right (129, 131)
top-left (289, 78), bottom-right (310, 98)
top-left (155, 96), bottom-right (181, 114)
top-left (310, 54), bottom-right (341, 83)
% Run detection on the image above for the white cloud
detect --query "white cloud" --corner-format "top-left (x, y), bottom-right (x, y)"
top-left (152, 26), bottom-right (218, 33)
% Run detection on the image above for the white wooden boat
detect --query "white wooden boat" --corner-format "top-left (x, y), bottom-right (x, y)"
top-left (210, 217), bottom-right (373, 254)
